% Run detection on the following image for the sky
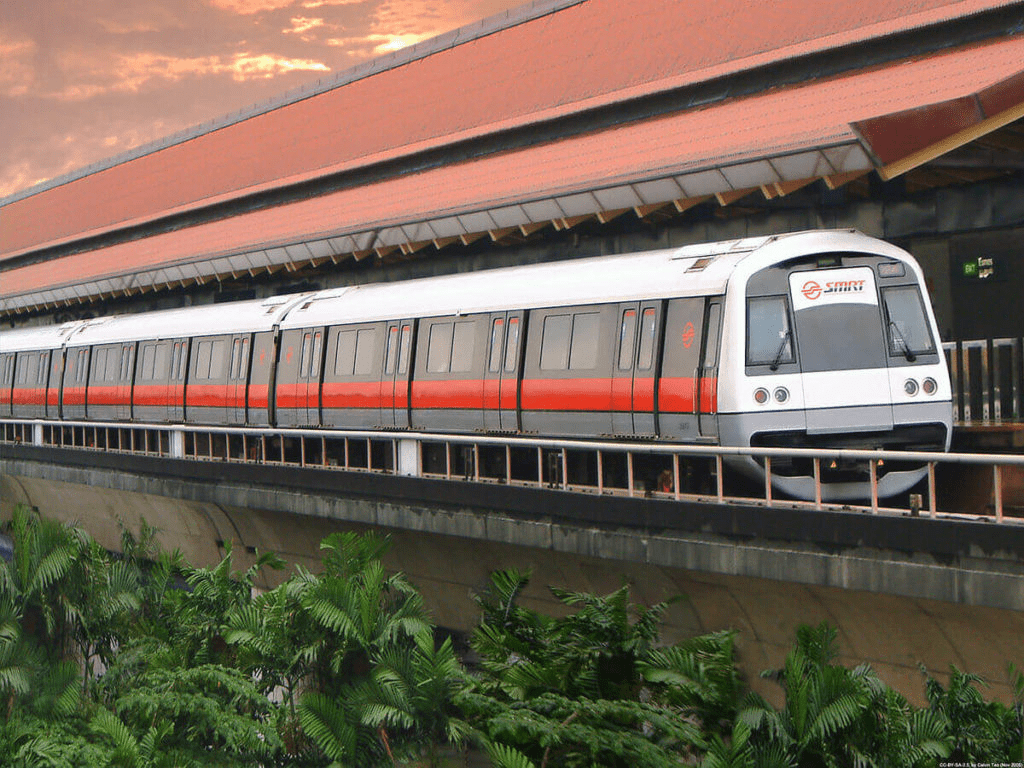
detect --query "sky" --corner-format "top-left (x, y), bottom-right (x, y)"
top-left (0, 0), bottom-right (522, 200)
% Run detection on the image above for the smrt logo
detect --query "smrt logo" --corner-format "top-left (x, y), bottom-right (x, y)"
top-left (801, 281), bottom-right (822, 300)
top-left (800, 278), bottom-right (865, 301)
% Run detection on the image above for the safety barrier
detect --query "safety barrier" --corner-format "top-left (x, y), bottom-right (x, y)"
top-left (943, 337), bottom-right (1024, 424)
top-left (3, 418), bottom-right (1022, 525)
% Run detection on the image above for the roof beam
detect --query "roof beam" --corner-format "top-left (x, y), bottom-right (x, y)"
top-left (879, 102), bottom-right (1024, 181)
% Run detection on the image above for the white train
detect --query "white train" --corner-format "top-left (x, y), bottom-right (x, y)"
top-left (0, 230), bottom-right (952, 500)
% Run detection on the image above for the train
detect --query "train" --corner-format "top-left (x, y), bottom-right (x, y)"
top-left (0, 229), bottom-right (952, 501)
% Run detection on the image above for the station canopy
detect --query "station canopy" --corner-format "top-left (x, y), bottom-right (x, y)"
top-left (1, 0), bottom-right (1023, 316)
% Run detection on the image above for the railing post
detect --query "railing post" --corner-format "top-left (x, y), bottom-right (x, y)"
top-left (813, 457), bottom-right (822, 511)
top-left (869, 459), bottom-right (879, 514)
top-left (994, 464), bottom-right (1003, 523)
top-left (597, 450), bottom-right (604, 494)
top-left (764, 456), bottom-right (773, 507)
top-left (673, 453), bottom-right (681, 501)
top-left (716, 455), bottom-right (724, 501)
top-left (170, 430), bottom-right (185, 459)
top-left (627, 451), bottom-right (635, 498)
top-left (928, 461), bottom-right (937, 518)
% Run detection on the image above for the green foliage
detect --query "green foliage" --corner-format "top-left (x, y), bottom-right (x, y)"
top-left (3, 505), bottom-right (1022, 768)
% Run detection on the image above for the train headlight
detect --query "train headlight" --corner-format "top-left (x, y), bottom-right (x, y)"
top-left (773, 386), bottom-right (789, 404)
top-left (922, 377), bottom-right (937, 396)
top-left (904, 378), bottom-right (919, 396)
top-left (754, 387), bottom-right (769, 405)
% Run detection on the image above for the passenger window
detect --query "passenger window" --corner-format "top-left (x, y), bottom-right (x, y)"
top-left (427, 323), bottom-right (453, 374)
top-left (310, 332), bottom-right (323, 377)
top-left (703, 305), bottom-right (721, 368)
top-left (299, 334), bottom-right (311, 377)
top-left (335, 330), bottom-right (357, 376)
top-left (142, 345), bottom-right (156, 381)
top-left (38, 353), bottom-right (48, 385)
top-left (451, 321), bottom-right (475, 373)
top-left (397, 325), bottom-right (411, 375)
top-left (618, 310), bottom-right (637, 370)
top-left (504, 318), bottom-right (520, 373)
top-left (638, 308), bottom-right (657, 371)
top-left (153, 344), bottom-right (168, 380)
top-left (196, 341), bottom-right (213, 380)
top-left (540, 314), bottom-right (571, 370)
top-left (746, 297), bottom-right (792, 366)
top-left (353, 329), bottom-right (376, 375)
top-left (569, 312), bottom-right (600, 370)
top-left (384, 327), bottom-right (398, 375)
top-left (106, 348), bottom-right (120, 381)
top-left (230, 340), bottom-right (241, 380)
top-left (489, 318), bottom-right (504, 373)
top-left (177, 343), bottom-right (188, 380)
top-left (77, 350), bottom-right (88, 383)
top-left (238, 339), bottom-right (249, 379)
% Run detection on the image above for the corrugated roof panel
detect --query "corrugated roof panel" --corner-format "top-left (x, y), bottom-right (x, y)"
top-left (2, 37), bottom-right (1022, 309)
top-left (2, 0), bottom-right (1015, 260)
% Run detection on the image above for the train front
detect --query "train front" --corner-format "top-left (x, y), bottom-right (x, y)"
top-left (717, 231), bottom-right (953, 502)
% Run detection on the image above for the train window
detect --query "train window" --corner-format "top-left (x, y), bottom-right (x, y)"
top-left (354, 329), bottom-right (376, 375)
top-left (488, 318), bottom-right (504, 373)
top-left (196, 341), bottom-right (213, 380)
top-left (240, 339), bottom-right (250, 378)
top-left (504, 318), bottom-right (520, 373)
top-left (385, 327), bottom-right (399, 375)
top-left (299, 334), bottom-right (311, 377)
top-left (540, 314), bottom-right (571, 370)
top-left (310, 332), bottom-right (323, 377)
top-left (618, 310), bottom-right (637, 370)
top-left (37, 353), bottom-right (48, 385)
top-left (209, 341), bottom-right (224, 379)
top-left (177, 343), bottom-right (187, 381)
top-left (105, 349), bottom-right (120, 381)
top-left (141, 345), bottom-right (157, 381)
top-left (427, 323), bottom-right (453, 373)
top-left (881, 287), bottom-right (935, 357)
top-left (746, 297), bottom-right (792, 366)
top-left (397, 325), bottom-right (411, 376)
top-left (451, 322), bottom-right (475, 373)
top-left (569, 312), bottom-right (600, 370)
top-left (703, 305), bottom-right (721, 367)
top-left (230, 340), bottom-right (242, 380)
top-left (120, 347), bottom-right (132, 381)
top-left (171, 344), bottom-right (182, 381)
top-left (638, 308), bottom-right (657, 371)
top-left (335, 330), bottom-right (357, 376)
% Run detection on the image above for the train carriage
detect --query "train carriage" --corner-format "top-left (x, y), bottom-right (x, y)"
top-left (0, 230), bottom-right (952, 501)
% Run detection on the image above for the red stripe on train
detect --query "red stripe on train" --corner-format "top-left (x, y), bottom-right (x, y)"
top-left (185, 384), bottom-right (246, 408)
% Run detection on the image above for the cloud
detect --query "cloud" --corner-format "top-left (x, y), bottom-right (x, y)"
top-left (206, 0), bottom-right (299, 14)
top-left (44, 50), bottom-right (330, 101)
top-left (0, 33), bottom-right (36, 98)
top-left (283, 16), bottom-right (326, 37)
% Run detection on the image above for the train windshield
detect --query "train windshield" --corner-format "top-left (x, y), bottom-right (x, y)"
top-left (787, 266), bottom-right (887, 373)
top-left (881, 286), bottom-right (936, 358)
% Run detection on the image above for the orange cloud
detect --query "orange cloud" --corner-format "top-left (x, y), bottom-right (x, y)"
top-left (284, 16), bottom-right (326, 36)
top-left (206, 0), bottom-right (298, 14)
top-left (0, 34), bottom-right (36, 98)
top-left (46, 51), bottom-right (330, 101)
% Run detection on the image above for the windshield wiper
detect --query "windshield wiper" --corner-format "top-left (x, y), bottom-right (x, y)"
top-left (889, 321), bottom-right (917, 362)
top-left (769, 329), bottom-right (791, 371)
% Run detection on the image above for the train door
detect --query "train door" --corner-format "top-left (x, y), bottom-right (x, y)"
top-left (697, 301), bottom-right (722, 438)
top-left (276, 328), bottom-right (323, 427)
top-left (248, 332), bottom-right (275, 426)
top-left (381, 320), bottom-right (413, 428)
top-left (168, 340), bottom-right (188, 423)
top-left (47, 351), bottom-right (62, 419)
top-left (483, 312), bottom-right (523, 431)
top-left (0, 353), bottom-right (15, 418)
top-left (226, 335), bottom-right (251, 424)
top-left (612, 302), bottom-right (662, 436)
top-left (657, 298), bottom-right (705, 439)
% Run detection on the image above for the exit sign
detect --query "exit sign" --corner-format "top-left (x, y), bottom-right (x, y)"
top-left (961, 256), bottom-right (996, 280)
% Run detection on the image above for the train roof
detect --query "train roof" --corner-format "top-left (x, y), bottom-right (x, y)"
top-left (1, 229), bottom-right (910, 351)
top-left (279, 235), bottom-right (775, 330)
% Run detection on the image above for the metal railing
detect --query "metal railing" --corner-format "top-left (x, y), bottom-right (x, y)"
top-left (3, 418), bottom-right (1023, 525)
top-left (943, 337), bottom-right (1024, 424)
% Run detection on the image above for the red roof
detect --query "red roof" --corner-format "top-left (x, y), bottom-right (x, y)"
top-left (0, 0), bottom-right (1017, 260)
top-left (3, 33), bottom-right (1022, 303)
